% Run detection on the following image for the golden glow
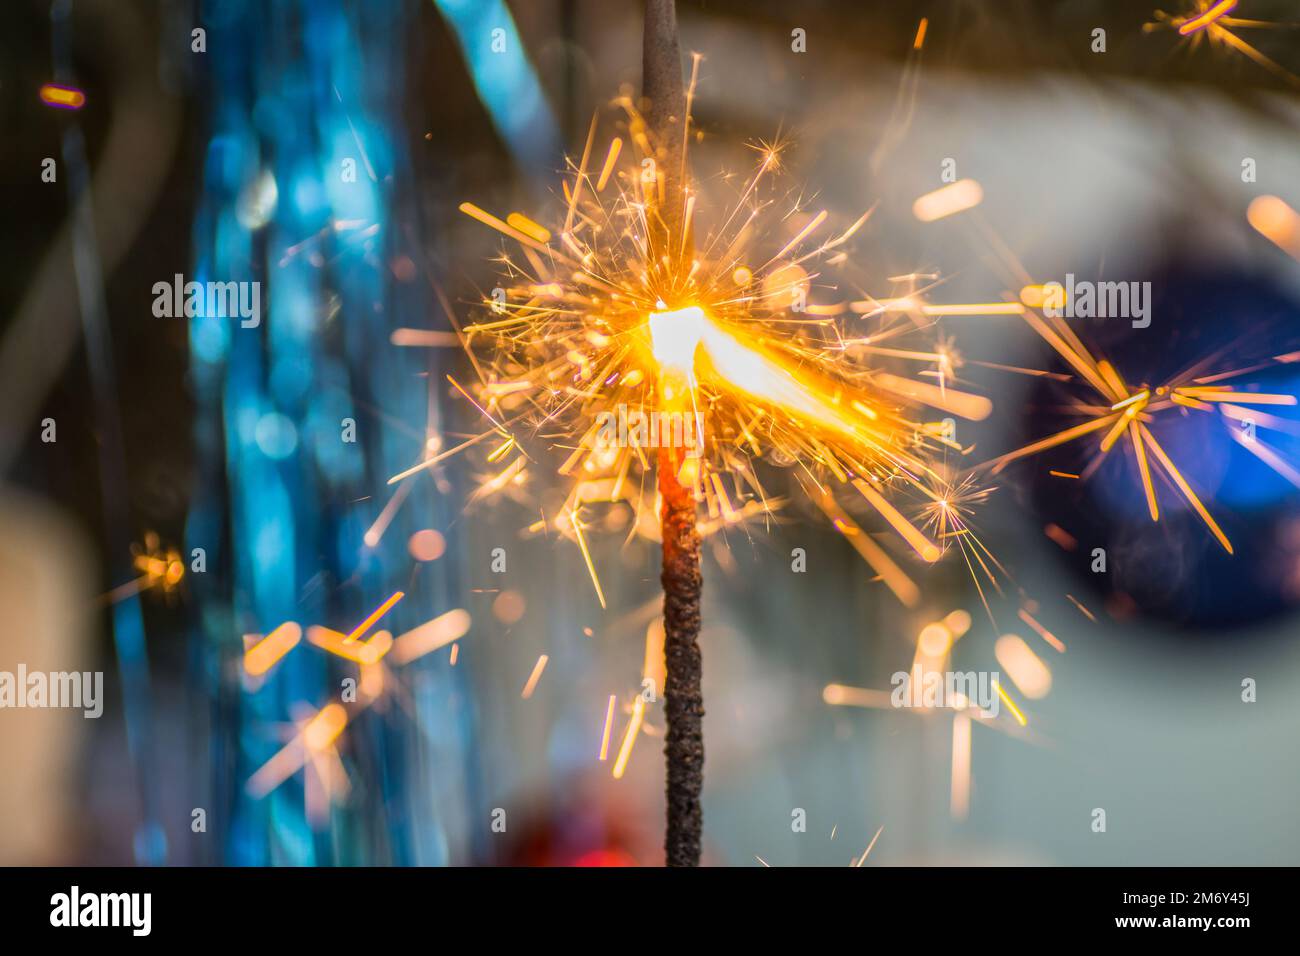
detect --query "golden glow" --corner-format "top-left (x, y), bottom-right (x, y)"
top-left (705, 324), bottom-right (862, 434)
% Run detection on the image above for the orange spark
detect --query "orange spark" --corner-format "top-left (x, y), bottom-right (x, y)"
top-left (951, 713), bottom-right (971, 819)
top-left (599, 694), bottom-right (617, 761)
top-left (995, 633), bottom-right (1053, 699)
top-left (611, 695), bottom-right (646, 779)
top-left (912, 180), bottom-right (983, 222)
top-left (343, 590), bottom-right (404, 644)
top-left (389, 609), bottom-right (472, 665)
top-left (854, 826), bottom-right (884, 867)
top-left (822, 684), bottom-right (893, 708)
top-left (39, 83), bottom-right (85, 109)
top-left (244, 622), bottom-right (303, 676)
top-left (913, 18), bottom-right (929, 50)
top-left (1178, 0), bottom-right (1237, 35)
top-left (521, 654), bottom-right (549, 699)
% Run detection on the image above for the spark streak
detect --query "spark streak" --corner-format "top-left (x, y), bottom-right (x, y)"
top-left (39, 83), bottom-right (85, 109)
top-left (389, 609), bottom-right (472, 664)
top-left (993, 680), bottom-right (1027, 727)
top-left (246, 703), bottom-right (349, 798)
top-left (854, 826), bottom-right (884, 867)
top-left (912, 180), bottom-right (983, 222)
top-left (1178, 0), bottom-right (1237, 35)
top-left (244, 622), bottom-right (303, 676)
top-left (951, 713), bottom-right (971, 820)
top-left (344, 591), bottom-right (404, 644)
top-left (521, 654), bottom-right (549, 698)
top-left (1248, 196), bottom-right (1300, 259)
top-left (983, 296), bottom-right (1297, 552)
top-left (611, 695), bottom-right (646, 779)
top-left (913, 18), bottom-right (929, 50)
top-left (599, 694), bottom-right (617, 760)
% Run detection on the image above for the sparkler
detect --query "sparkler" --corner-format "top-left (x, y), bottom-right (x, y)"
top-left (380, 5), bottom-right (1300, 861)
top-left (431, 4), bottom-right (998, 863)
top-left (431, 3), bottom-right (1300, 865)
top-left (981, 299), bottom-right (1298, 554)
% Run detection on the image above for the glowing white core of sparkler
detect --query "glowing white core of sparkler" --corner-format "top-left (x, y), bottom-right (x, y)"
top-left (649, 304), bottom-right (872, 442)
top-left (648, 306), bottom-right (707, 380)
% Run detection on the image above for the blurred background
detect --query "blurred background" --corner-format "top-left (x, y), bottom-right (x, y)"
top-left (3, 0), bottom-right (1300, 865)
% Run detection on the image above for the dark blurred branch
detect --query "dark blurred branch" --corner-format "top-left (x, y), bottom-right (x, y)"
top-left (0, 0), bottom-right (180, 474)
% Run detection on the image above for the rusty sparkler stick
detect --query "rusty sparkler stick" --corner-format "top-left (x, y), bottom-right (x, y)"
top-left (644, 0), bottom-right (704, 867)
